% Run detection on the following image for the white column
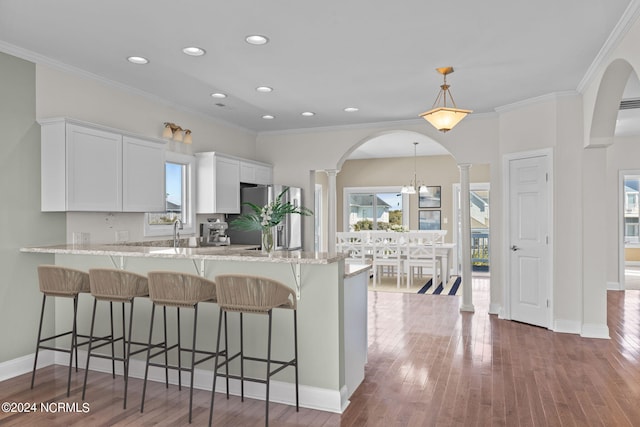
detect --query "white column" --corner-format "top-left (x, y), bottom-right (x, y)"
top-left (459, 163), bottom-right (474, 312)
top-left (326, 169), bottom-right (338, 255)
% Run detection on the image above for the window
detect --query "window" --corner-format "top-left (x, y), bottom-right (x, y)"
top-left (343, 187), bottom-right (406, 231)
top-left (144, 151), bottom-right (195, 237)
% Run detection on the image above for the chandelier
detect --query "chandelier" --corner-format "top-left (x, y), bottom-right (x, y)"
top-left (420, 67), bottom-right (472, 132)
top-left (401, 142), bottom-right (429, 194)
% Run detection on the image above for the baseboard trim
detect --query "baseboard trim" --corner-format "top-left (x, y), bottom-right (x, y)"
top-left (0, 350), bottom-right (346, 413)
top-left (581, 323), bottom-right (610, 339)
top-left (607, 281), bottom-right (622, 291)
top-left (553, 319), bottom-right (581, 334)
top-left (0, 350), bottom-right (54, 382)
top-left (488, 303), bottom-right (501, 315)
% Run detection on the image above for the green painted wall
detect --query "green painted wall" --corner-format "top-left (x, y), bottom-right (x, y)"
top-left (0, 51), bottom-right (65, 363)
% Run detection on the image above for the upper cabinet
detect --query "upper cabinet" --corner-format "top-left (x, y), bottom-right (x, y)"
top-left (196, 152), bottom-right (241, 214)
top-left (39, 118), bottom-right (166, 212)
top-left (196, 153), bottom-right (273, 214)
top-left (122, 136), bottom-right (166, 212)
top-left (240, 160), bottom-right (273, 185)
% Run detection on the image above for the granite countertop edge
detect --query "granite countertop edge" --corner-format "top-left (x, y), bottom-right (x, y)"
top-left (20, 244), bottom-right (347, 265)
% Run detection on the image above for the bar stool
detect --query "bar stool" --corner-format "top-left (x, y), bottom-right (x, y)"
top-left (31, 265), bottom-right (93, 397)
top-left (208, 274), bottom-right (299, 427)
top-left (81, 268), bottom-right (161, 409)
top-left (141, 271), bottom-right (224, 424)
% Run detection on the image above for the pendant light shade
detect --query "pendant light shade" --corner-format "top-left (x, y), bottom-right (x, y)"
top-left (420, 67), bottom-right (472, 133)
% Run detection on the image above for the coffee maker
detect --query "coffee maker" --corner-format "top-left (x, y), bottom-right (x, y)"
top-left (199, 219), bottom-right (230, 246)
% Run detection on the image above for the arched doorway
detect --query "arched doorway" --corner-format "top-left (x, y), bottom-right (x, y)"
top-left (321, 129), bottom-right (485, 310)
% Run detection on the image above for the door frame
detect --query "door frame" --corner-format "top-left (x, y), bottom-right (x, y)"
top-left (618, 170), bottom-right (640, 291)
top-left (502, 148), bottom-right (554, 326)
top-left (452, 182), bottom-right (490, 277)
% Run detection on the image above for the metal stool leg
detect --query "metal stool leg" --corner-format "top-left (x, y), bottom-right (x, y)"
top-left (30, 294), bottom-right (47, 389)
top-left (208, 309), bottom-right (225, 427)
top-left (81, 298), bottom-right (98, 400)
top-left (265, 310), bottom-right (273, 427)
top-left (140, 303), bottom-right (156, 414)
top-left (123, 300), bottom-right (135, 409)
top-left (177, 307), bottom-right (182, 391)
top-left (294, 309), bottom-right (299, 411)
top-left (67, 295), bottom-right (79, 397)
top-left (163, 306), bottom-right (169, 388)
top-left (239, 312), bottom-right (243, 401)
top-left (188, 304), bottom-right (199, 423)
top-left (109, 301), bottom-right (115, 379)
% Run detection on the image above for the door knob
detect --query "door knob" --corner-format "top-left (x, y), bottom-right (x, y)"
top-left (510, 245), bottom-right (520, 251)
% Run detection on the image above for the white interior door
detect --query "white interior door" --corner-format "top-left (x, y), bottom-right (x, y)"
top-left (508, 153), bottom-right (551, 328)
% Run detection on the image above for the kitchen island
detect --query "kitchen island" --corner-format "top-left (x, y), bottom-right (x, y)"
top-left (20, 244), bottom-right (370, 413)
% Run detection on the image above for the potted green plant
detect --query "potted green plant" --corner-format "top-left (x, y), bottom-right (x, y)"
top-left (231, 187), bottom-right (313, 253)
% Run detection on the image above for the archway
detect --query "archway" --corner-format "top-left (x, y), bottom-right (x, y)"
top-left (583, 58), bottom-right (636, 338)
top-left (320, 128), bottom-right (480, 311)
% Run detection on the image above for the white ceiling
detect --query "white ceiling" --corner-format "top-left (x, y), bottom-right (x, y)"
top-left (0, 0), bottom-right (636, 158)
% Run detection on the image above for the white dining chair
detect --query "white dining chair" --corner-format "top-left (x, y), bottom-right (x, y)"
top-left (371, 232), bottom-right (404, 288)
top-left (336, 232), bottom-right (369, 265)
top-left (405, 234), bottom-right (440, 289)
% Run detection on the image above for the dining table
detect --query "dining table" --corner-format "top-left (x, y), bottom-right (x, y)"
top-left (336, 231), bottom-right (457, 284)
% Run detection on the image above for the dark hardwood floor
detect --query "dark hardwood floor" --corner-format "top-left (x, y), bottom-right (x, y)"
top-left (2, 277), bottom-right (640, 426)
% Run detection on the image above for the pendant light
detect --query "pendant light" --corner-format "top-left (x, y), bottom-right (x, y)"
top-left (420, 67), bottom-right (472, 132)
top-left (401, 142), bottom-right (429, 194)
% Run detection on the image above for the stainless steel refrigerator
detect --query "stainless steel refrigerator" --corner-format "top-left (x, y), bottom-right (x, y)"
top-left (226, 185), bottom-right (303, 250)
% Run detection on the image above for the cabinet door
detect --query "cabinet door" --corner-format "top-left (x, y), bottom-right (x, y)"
top-left (66, 124), bottom-right (122, 211)
top-left (254, 164), bottom-right (273, 185)
top-left (240, 162), bottom-right (255, 183)
top-left (215, 156), bottom-right (240, 213)
top-left (122, 136), bottom-right (165, 212)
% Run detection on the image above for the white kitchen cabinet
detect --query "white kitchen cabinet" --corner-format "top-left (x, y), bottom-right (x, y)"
top-left (39, 118), bottom-right (165, 212)
top-left (122, 136), bottom-right (166, 212)
top-left (240, 160), bottom-right (273, 185)
top-left (196, 152), bottom-right (241, 213)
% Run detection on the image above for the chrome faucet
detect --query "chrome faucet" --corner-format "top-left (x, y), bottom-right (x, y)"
top-left (173, 219), bottom-right (184, 248)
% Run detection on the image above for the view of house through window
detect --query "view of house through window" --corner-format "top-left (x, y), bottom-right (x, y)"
top-left (347, 191), bottom-right (403, 231)
top-left (148, 162), bottom-right (184, 225)
top-left (624, 176), bottom-right (640, 243)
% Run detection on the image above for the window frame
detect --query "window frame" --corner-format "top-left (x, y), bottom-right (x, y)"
top-left (343, 186), bottom-right (408, 231)
top-left (144, 151), bottom-right (196, 237)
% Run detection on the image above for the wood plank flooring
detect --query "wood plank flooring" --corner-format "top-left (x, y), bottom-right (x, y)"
top-left (2, 277), bottom-right (640, 426)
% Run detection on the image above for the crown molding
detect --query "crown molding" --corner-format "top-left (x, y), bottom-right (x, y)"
top-left (577, 0), bottom-right (640, 93)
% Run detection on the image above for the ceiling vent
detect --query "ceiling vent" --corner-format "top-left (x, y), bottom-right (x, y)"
top-left (620, 98), bottom-right (640, 110)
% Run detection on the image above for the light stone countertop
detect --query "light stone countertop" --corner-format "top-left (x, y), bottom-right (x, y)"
top-left (20, 243), bottom-right (347, 265)
top-left (344, 263), bottom-right (372, 279)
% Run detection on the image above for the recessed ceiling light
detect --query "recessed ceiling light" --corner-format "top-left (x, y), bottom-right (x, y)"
top-left (262, 115), bottom-right (275, 120)
top-left (127, 56), bottom-right (149, 65)
top-left (211, 92), bottom-right (227, 99)
top-left (256, 86), bottom-right (273, 93)
top-left (245, 35), bottom-right (269, 45)
top-left (344, 107), bottom-right (359, 112)
top-left (182, 46), bottom-right (206, 56)
top-left (301, 112), bottom-right (315, 117)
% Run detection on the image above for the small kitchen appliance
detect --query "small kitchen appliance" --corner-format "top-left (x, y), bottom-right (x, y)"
top-left (199, 219), bottom-right (230, 246)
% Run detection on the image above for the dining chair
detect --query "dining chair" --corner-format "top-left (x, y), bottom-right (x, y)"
top-left (371, 232), bottom-right (404, 288)
top-left (336, 232), bottom-right (369, 265)
top-left (405, 234), bottom-right (440, 289)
